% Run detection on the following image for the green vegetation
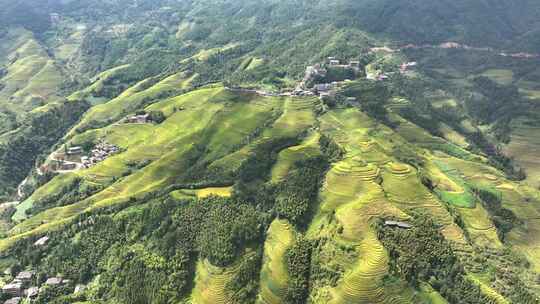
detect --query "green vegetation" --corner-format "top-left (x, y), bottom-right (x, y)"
top-left (284, 237), bottom-right (312, 303)
top-left (433, 161), bottom-right (476, 208)
top-left (341, 79), bottom-right (391, 123)
top-left (275, 156), bottom-right (329, 228)
top-left (376, 215), bottom-right (492, 304)
top-left (0, 100), bottom-right (89, 199)
top-left (1, 1), bottom-right (540, 303)
top-left (258, 219), bottom-right (296, 304)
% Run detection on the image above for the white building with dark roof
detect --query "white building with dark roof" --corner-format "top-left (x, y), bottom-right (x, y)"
top-left (384, 220), bottom-right (413, 229)
top-left (67, 147), bottom-right (83, 155)
top-left (34, 236), bottom-right (49, 246)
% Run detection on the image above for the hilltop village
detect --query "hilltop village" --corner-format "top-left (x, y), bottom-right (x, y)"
top-left (229, 51), bottom-right (418, 103)
top-left (290, 53), bottom-right (417, 101)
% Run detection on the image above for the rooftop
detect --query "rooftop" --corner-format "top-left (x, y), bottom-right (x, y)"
top-left (2, 281), bottom-right (22, 290)
top-left (15, 271), bottom-right (34, 280)
top-left (74, 284), bottom-right (86, 294)
top-left (45, 277), bottom-right (63, 285)
top-left (34, 236), bottom-right (49, 246)
top-left (25, 287), bottom-right (39, 297)
top-left (4, 298), bottom-right (21, 304)
top-left (384, 220), bottom-right (413, 229)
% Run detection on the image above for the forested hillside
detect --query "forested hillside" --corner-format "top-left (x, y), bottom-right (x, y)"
top-left (0, 0), bottom-right (540, 303)
top-left (343, 0), bottom-right (540, 51)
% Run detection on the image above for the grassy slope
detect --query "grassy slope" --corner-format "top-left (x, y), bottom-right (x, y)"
top-left (257, 219), bottom-right (296, 304)
top-left (2, 85), bottom-right (281, 249)
top-left (66, 71), bottom-right (196, 138)
top-left (504, 117), bottom-right (540, 188)
top-left (191, 255), bottom-right (245, 304)
top-left (170, 187), bottom-right (233, 200)
top-left (2, 79), bottom-right (540, 304)
top-left (207, 96), bottom-right (318, 175)
top-left (0, 29), bottom-right (63, 116)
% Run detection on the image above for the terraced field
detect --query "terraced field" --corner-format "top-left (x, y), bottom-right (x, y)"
top-left (191, 257), bottom-right (242, 304)
top-left (468, 275), bottom-right (510, 304)
top-left (432, 161), bottom-right (476, 208)
top-left (3, 3), bottom-right (540, 303)
top-left (419, 284), bottom-right (448, 304)
top-left (457, 204), bottom-right (502, 248)
top-left (271, 131), bottom-right (321, 183)
top-left (257, 219), bottom-right (296, 304)
top-left (3, 88), bottom-right (323, 253)
top-left (312, 107), bottom-right (468, 250)
top-left (434, 154), bottom-right (540, 267)
top-left (1, 86), bottom-right (286, 250)
top-left (439, 123), bottom-right (469, 148)
top-left (0, 29), bottom-right (63, 117)
top-left (68, 64), bottom-right (131, 103)
top-left (328, 231), bottom-right (412, 304)
top-left (504, 116), bottom-right (540, 188)
top-left (381, 162), bottom-right (467, 244)
top-left (517, 79), bottom-right (540, 101)
top-left (393, 115), bottom-right (475, 161)
top-left (171, 187), bottom-right (233, 200)
top-left (208, 96), bottom-right (317, 175)
top-left (500, 184), bottom-right (540, 272)
top-left (3, 52), bottom-right (540, 303)
top-left (320, 160), bottom-right (380, 213)
top-left (307, 108), bottom-right (424, 303)
top-left (479, 69), bottom-right (514, 85)
top-left (67, 71), bottom-right (197, 137)
top-left (266, 97), bottom-right (318, 138)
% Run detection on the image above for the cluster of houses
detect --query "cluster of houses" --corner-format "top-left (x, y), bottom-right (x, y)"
top-left (367, 61), bottom-right (418, 81)
top-left (38, 146), bottom-right (85, 172)
top-left (1, 269), bottom-right (86, 304)
top-left (299, 64), bottom-right (326, 89)
top-left (40, 141), bottom-right (120, 174)
top-left (0, 237), bottom-right (83, 303)
top-left (294, 57), bottom-right (362, 98)
top-left (326, 57), bottom-right (361, 71)
top-left (37, 147), bottom-right (82, 172)
top-left (123, 113), bottom-right (150, 124)
top-left (80, 142), bottom-right (120, 169)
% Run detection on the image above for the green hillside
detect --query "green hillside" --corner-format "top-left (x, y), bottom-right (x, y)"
top-left (0, 1), bottom-right (539, 303)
